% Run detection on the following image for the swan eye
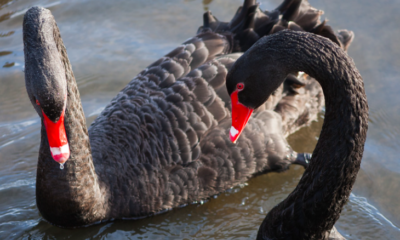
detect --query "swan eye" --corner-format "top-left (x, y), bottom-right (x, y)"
top-left (36, 99), bottom-right (40, 106)
top-left (237, 83), bottom-right (245, 91)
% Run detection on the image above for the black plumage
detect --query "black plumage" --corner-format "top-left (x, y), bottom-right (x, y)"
top-left (225, 30), bottom-right (368, 240)
top-left (199, 0), bottom-right (351, 52)
top-left (23, 0), bottom-right (353, 227)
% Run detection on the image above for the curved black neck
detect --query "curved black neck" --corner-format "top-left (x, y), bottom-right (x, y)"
top-left (256, 31), bottom-right (368, 239)
top-left (24, 7), bottom-right (106, 227)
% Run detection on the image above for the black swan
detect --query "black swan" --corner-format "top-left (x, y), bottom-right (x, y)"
top-left (226, 30), bottom-right (368, 239)
top-left (23, 0), bottom-right (353, 227)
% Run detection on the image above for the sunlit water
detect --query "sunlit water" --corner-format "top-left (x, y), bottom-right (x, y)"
top-left (1, 0), bottom-right (400, 239)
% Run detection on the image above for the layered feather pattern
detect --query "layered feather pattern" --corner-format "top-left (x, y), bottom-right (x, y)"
top-left (25, 0), bottom-right (354, 226)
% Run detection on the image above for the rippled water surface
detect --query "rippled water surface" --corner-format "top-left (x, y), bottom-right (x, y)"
top-left (1, 0), bottom-right (400, 239)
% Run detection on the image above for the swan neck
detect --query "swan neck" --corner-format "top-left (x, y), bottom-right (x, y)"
top-left (27, 7), bottom-right (106, 226)
top-left (258, 31), bottom-right (369, 239)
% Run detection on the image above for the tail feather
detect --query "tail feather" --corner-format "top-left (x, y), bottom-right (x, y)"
top-left (279, 0), bottom-right (323, 31)
top-left (311, 21), bottom-right (342, 48)
top-left (229, 0), bottom-right (257, 31)
top-left (337, 29), bottom-right (354, 51)
top-left (198, 0), bottom-right (352, 52)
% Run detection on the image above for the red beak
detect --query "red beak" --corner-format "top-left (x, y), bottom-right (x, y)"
top-left (42, 110), bottom-right (70, 164)
top-left (230, 90), bottom-right (253, 143)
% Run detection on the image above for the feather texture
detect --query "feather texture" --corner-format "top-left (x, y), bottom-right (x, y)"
top-left (24, 0), bottom-right (353, 227)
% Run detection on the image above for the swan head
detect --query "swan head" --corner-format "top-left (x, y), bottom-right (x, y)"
top-left (226, 34), bottom-right (289, 143)
top-left (23, 7), bottom-right (70, 164)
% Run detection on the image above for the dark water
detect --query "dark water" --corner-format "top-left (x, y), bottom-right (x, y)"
top-left (1, 0), bottom-right (400, 239)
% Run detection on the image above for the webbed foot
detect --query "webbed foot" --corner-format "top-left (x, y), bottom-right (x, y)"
top-left (293, 153), bottom-right (312, 168)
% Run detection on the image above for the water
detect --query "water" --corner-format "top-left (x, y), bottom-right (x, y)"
top-left (1, 0), bottom-right (400, 239)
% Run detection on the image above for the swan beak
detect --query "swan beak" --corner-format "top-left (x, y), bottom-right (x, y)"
top-left (230, 90), bottom-right (253, 143)
top-left (42, 110), bottom-right (70, 164)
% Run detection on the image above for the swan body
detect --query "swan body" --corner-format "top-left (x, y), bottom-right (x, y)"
top-left (23, 0), bottom-right (354, 227)
top-left (226, 30), bottom-right (368, 239)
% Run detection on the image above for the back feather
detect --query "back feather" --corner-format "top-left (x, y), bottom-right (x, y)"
top-left (87, 0), bottom-right (352, 217)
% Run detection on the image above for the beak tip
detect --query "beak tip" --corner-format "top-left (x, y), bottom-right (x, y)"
top-left (50, 144), bottom-right (70, 164)
top-left (52, 152), bottom-right (70, 164)
top-left (229, 126), bottom-right (239, 143)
